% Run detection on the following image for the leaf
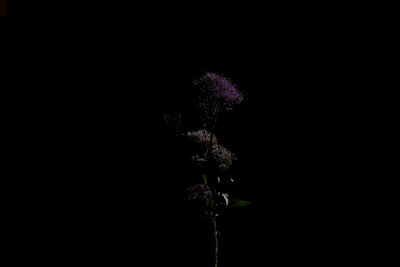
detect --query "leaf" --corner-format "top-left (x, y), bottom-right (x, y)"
top-left (230, 198), bottom-right (251, 207)
top-left (222, 193), bottom-right (229, 206)
top-left (203, 174), bottom-right (208, 185)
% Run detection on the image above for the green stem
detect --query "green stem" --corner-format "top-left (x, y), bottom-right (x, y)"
top-left (213, 217), bottom-right (219, 267)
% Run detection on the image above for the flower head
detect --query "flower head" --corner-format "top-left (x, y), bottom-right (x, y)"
top-left (211, 143), bottom-right (236, 171)
top-left (186, 129), bottom-right (217, 146)
top-left (188, 184), bottom-right (213, 201)
top-left (193, 72), bottom-right (243, 121)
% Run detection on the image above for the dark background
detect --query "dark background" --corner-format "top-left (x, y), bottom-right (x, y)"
top-left (152, 51), bottom-right (372, 266)
top-left (15, 48), bottom-right (371, 266)
top-left (4, 5), bottom-right (381, 266)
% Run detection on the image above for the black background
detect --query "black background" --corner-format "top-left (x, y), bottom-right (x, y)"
top-left (4, 5), bottom-right (381, 266)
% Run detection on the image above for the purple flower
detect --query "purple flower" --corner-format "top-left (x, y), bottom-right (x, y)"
top-left (193, 72), bottom-right (243, 121)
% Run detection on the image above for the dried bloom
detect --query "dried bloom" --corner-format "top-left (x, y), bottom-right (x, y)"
top-left (193, 72), bottom-right (243, 121)
top-left (186, 129), bottom-right (217, 146)
top-left (161, 112), bottom-right (182, 133)
top-left (211, 144), bottom-right (236, 171)
top-left (188, 184), bottom-right (213, 201)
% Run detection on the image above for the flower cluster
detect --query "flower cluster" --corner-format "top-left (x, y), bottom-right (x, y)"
top-left (211, 144), bottom-right (236, 171)
top-left (193, 72), bottom-right (243, 120)
top-left (188, 184), bottom-right (213, 201)
top-left (186, 129), bottom-right (217, 146)
top-left (186, 129), bottom-right (236, 171)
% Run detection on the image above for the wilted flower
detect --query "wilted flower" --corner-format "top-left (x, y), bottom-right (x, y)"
top-left (193, 72), bottom-right (243, 121)
top-left (188, 184), bottom-right (213, 201)
top-left (161, 112), bottom-right (182, 133)
top-left (186, 129), bottom-right (217, 146)
top-left (211, 144), bottom-right (236, 171)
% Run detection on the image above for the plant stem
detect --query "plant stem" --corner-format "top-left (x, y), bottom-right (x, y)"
top-left (213, 217), bottom-right (219, 267)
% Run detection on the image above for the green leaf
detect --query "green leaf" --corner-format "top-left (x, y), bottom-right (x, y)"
top-left (230, 198), bottom-right (251, 207)
top-left (203, 174), bottom-right (208, 185)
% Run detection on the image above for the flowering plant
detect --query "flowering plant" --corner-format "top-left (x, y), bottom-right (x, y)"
top-left (161, 72), bottom-right (248, 266)
top-left (183, 73), bottom-right (248, 267)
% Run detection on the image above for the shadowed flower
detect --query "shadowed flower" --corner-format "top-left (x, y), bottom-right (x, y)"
top-left (186, 129), bottom-right (217, 146)
top-left (211, 144), bottom-right (236, 171)
top-left (161, 112), bottom-right (182, 134)
top-left (188, 184), bottom-right (213, 201)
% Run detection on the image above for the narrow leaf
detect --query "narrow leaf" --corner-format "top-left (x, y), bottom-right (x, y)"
top-left (203, 174), bottom-right (208, 185)
top-left (231, 198), bottom-right (251, 207)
